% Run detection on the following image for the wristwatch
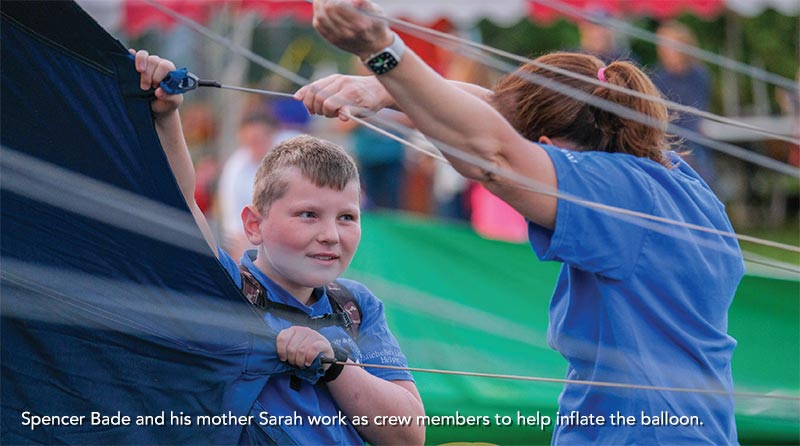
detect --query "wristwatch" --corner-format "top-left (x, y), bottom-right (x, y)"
top-left (321, 344), bottom-right (349, 383)
top-left (362, 33), bottom-right (406, 75)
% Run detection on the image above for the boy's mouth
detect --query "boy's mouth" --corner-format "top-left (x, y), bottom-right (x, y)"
top-left (309, 253), bottom-right (339, 261)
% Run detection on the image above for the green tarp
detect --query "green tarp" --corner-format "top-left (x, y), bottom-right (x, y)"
top-left (348, 212), bottom-right (799, 445)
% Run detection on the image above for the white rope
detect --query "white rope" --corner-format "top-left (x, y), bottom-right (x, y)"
top-left (452, 40), bottom-right (800, 178)
top-left (372, 14), bottom-right (800, 176)
top-left (141, 0), bottom-right (800, 259)
top-left (529, 0), bottom-right (799, 92)
top-left (164, 77), bottom-right (800, 260)
top-left (327, 361), bottom-right (800, 402)
top-left (1, 254), bottom-right (794, 403)
top-left (151, 0), bottom-right (800, 175)
top-left (353, 1), bottom-right (800, 145)
top-left (141, 0), bottom-right (308, 86)
top-left (348, 113), bottom-right (800, 254)
top-left (0, 147), bottom-right (211, 256)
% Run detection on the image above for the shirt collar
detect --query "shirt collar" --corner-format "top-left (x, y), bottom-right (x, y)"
top-left (240, 249), bottom-right (332, 316)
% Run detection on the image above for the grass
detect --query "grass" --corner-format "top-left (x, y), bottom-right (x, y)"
top-left (738, 221), bottom-right (800, 266)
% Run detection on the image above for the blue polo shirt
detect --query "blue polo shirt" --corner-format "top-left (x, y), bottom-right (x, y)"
top-left (218, 249), bottom-right (413, 445)
top-left (529, 145), bottom-right (744, 445)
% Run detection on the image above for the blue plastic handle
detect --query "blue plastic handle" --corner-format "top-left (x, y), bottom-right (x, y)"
top-left (128, 52), bottom-right (197, 95)
top-left (159, 68), bottom-right (199, 95)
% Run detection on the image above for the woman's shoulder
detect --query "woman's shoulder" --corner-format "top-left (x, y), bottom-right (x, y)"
top-left (540, 144), bottom-right (660, 180)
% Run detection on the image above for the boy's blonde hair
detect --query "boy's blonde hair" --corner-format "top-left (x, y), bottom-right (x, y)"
top-left (252, 135), bottom-right (360, 213)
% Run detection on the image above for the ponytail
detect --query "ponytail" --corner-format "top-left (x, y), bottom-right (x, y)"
top-left (492, 52), bottom-right (674, 167)
top-left (591, 61), bottom-right (672, 166)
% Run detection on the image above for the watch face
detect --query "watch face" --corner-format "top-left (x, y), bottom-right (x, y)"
top-left (367, 51), bottom-right (399, 75)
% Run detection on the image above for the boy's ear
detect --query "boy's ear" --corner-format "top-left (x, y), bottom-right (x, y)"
top-left (241, 205), bottom-right (264, 245)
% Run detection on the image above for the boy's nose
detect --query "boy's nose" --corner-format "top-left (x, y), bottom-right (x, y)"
top-left (316, 219), bottom-right (340, 244)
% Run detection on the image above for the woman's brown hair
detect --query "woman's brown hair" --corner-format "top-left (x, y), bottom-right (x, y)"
top-left (492, 52), bottom-right (672, 167)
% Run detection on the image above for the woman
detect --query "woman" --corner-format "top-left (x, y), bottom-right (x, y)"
top-left (299, 1), bottom-right (744, 444)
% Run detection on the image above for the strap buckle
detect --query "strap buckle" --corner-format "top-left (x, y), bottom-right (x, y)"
top-left (339, 310), bottom-right (353, 329)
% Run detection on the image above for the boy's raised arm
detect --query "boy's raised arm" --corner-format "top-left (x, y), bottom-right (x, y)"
top-left (132, 50), bottom-right (218, 255)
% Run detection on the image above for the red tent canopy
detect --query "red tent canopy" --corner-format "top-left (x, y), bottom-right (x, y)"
top-left (111, 0), bottom-right (731, 79)
top-left (528, 0), bottom-right (725, 23)
top-left (124, 0), bottom-right (208, 37)
top-left (119, 0), bottom-right (735, 38)
top-left (123, 0), bottom-right (316, 36)
top-left (114, 0), bottom-right (800, 38)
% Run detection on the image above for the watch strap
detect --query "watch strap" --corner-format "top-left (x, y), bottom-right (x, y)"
top-left (363, 33), bottom-right (406, 75)
top-left (321, 344), bottom-right (349, 383)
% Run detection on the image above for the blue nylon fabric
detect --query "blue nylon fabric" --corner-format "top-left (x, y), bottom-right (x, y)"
top-left (0, 2), bottom-right (321, 444)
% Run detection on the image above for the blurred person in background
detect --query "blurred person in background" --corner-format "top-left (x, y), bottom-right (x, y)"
top-left (348, 114), bottom-right (407, 210)
top-left (179, 102), bottom-right (219, 217)
top-left (336, 58), bottom-right (407, 211)
top-left (271, 97), bottom-right (311, 145)
top-left (652, 21), bottom-right (716, 188)
top-left (775, 67), bottom-right (800, 167)
top-left (218, 103), bottom-right (313, 259)
top-left (217, 111), bottom-right (279, 260)
top-left (575, 12), bottom-right (637, 64)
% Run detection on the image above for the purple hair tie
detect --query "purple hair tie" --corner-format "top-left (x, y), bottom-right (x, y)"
top-left (597, 67), bottom-right (607, 82)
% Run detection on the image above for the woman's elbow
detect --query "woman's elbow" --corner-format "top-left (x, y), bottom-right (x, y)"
top-left (448, 148), bottom-right (507, 185)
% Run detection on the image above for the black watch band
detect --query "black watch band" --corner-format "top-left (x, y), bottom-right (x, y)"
top-left (321, 345), bottom-right (349, 383)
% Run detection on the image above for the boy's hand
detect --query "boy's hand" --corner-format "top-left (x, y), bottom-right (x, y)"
top-left (130, 49), bottom-right (183, 117)
top-left (277, 326), bottom-right (335, 370)
top-left (312, 0), bottom-right (393, 61)
top-left (294, 74), bottom-right (390, 121)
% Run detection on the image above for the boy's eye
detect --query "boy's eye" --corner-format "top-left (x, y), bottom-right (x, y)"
top-left (339, 214), bottom-right (357, 222)
top-left (299, 211), bottom-right (316, 218)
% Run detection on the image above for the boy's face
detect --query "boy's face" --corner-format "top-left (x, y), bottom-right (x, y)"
top-left (249, 168), bottom-right (361, 301)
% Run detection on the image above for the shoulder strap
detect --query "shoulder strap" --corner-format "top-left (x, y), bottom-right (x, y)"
top-left (325, 280), bottom-right (362, 339)
top-left (239, 265), bottom-right (360, 336)
top-left (239, 264), bottom-right (265, 308)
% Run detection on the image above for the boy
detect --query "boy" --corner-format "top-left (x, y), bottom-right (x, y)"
top-left (133, 49), bottom-right (425, 446)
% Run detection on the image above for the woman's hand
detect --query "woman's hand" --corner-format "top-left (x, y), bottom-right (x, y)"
top-left (295, 74), bottom-right (392, 121)
top-left (312, 0), bottom-right (393, 60)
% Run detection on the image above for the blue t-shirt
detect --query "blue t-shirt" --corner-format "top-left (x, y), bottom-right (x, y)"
top-left (529, 145), bottom-right (744, 445)
top-left (218, 249), bottom-right (413, 445)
